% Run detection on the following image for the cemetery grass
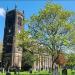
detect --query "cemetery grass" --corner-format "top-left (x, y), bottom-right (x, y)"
top-left (0, 69), bottom-right (75, 75)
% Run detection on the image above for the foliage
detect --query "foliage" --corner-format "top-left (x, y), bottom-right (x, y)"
top-left (17, 27), bottom-right (50, 68)
top-left (16, 29), bottom-right (35, 68)
top-left (29, 3), bottom-right (75, 71)
top-left (22, 51), bottom-right (35, 67)
top-left (66, 53), bottom-right (75, 66)
top-left (17, 29), bottom-right (50, 67)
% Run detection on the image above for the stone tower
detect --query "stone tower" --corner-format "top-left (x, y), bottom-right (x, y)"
top-left (2, 9), bottom-right (24, 69)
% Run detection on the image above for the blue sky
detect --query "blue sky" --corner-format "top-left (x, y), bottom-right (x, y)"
top-left (0, 0), bottom-right (75, 42)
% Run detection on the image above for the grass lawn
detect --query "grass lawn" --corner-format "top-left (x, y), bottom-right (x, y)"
top-left (0, 69), bottom-right (75, 75)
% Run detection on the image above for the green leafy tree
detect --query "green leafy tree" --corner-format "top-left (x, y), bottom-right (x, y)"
top-left (66, 53), bottom-right (75, 66)
top-left (16, 18), bottom-right (36, 69)
top-left (29, 3), bottom-right (75, 73)
top-left (17, 29), bottom-right (50, 70)
top-left (16, 29), bottom-right (35, 68)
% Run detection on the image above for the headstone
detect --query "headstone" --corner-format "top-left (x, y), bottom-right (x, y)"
top-left (62, 69), bottom-right (67, 75)
top-left (6, 71), bottom-right (11, 75)
top-left (53, 63), bottom-right (59, 75)
top-left (49, 67), bottom-right (51, 73)
top-left (53, 68), bottom-right (59, 75)
top-left (29, 68), bottom-right (32, 73)
top-left (41, 67), bottom-right (43, 71)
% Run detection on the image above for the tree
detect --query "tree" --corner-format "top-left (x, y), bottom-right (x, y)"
top-left (16, 18), bottom-right (36, 70)
top-left (29, 3), bottom-right (75, 73)
top-left (17, 29), bottom-right (50, 70)
top-left (16, 29), bottom-right (34, 70)
top-left (65, 50), bottom-right (75, 67)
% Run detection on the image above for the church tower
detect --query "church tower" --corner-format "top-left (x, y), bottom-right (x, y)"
top-left (2, 9), bottom-right (24, 69)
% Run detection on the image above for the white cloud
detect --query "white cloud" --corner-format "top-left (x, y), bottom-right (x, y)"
top-left (0, 8), bottom-right (6, 17)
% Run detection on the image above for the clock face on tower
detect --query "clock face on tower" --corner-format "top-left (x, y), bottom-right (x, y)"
top-left (17, 16), bottom-right (22, 33)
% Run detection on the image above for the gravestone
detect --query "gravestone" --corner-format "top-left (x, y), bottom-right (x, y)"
top-left (62, 69), bottom-right (67, 75)
top-left (29, 68), bottom-right (32, 73)
top-left (6, 70), bottom-right (11, 75)
top-left (53, 63), bottom-right (59, 75)
top-left (49, 67), bottom-right (51, 73)
top-left (53, 68), bottom-right (59, 75)
top-left (6, 72), bottom-right (11, 75)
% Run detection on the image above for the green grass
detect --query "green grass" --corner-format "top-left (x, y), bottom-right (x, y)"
top-left (0, 69), bottom-right (75, 75)
top-left (0, 70), bottom-right (51, 75)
